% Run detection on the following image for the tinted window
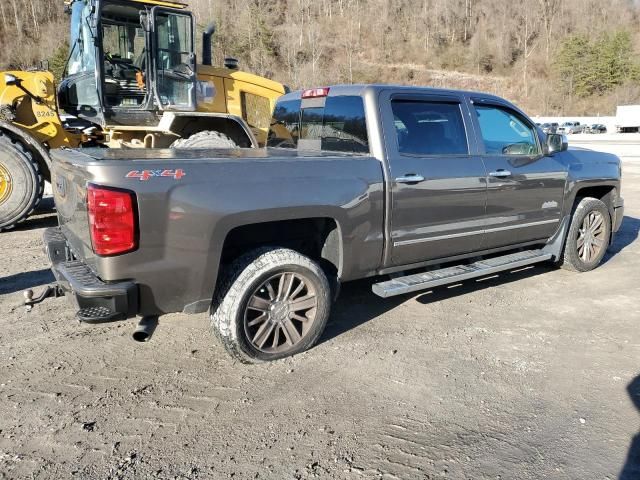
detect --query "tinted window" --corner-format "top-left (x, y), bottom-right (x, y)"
top-left (474, 105), bottom-right (540, 156)
top-left (267, 99), bottom-right (301, 148)
top-left (391, 100), bottom-right (468, 155)
top-left (267, 95), bottom-right (369, 153)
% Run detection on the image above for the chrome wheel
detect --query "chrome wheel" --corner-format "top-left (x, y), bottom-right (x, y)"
top-left (244, 272), bottom-right (318, 354)
top-left (577, 210), bottom-right (606, 263)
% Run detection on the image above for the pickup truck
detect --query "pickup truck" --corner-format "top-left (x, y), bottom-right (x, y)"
top-left (42, 84), bottom-right (624, 363)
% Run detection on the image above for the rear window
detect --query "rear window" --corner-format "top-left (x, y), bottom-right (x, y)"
top-left (267, 95), bottom-right (369, 153)
top-left (391, 100), bottom-right (468, 155)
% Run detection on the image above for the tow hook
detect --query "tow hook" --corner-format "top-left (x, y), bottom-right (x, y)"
top-left (23, 285), bottom-right (64, 312)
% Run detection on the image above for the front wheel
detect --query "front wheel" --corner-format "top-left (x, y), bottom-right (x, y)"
top-left (560, 197), bottom-right (611, 272)
top-left (211, 248), bottom-right (332, 363)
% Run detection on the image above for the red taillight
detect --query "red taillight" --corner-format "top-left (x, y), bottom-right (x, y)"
top-left (87, 184), bottom-right (137, 256)
top-left (302, 87), bottom-right (330, 99)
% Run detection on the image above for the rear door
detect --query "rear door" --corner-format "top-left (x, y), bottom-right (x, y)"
top-left (470, 99), bottom-right (567, 249)
top-left (382, 91), bottom-right (488, 266)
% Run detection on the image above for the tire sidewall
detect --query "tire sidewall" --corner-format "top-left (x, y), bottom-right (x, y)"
top-left (0, 138), bottom-right (41, 229)
top-left (564, 198), bottom-right (611, 272)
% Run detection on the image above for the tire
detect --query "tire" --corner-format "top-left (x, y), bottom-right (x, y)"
top-left (559, 197), bottom-right (611, 272)
top-left (171, 131), bottom-right (238, 149)
top-left (0, 132), bottom-right (44, 231)
top-left (211, 247), bottom-right (332, 364)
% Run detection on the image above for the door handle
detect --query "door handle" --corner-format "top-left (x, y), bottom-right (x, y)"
top-left (489, 170), bottom-right (512, 178)
top-left (395, 174), bottom-right (425, 184)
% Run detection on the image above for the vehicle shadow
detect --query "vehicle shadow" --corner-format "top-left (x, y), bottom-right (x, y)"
top-left (0, 269), bottom-right (55, 296)
top-left (619, 375), bottom-right (640, 479)
top-left (319, 263), bottom-right (554, 346)
top-left (604, 216), bottom-right (639, 264)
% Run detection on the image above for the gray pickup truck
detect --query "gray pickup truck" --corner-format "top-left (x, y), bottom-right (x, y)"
top-left (40, 84), bottom-right (624, 363)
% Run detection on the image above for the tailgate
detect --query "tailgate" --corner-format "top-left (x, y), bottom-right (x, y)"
top-left (50, 149), bottom-right (98, 267)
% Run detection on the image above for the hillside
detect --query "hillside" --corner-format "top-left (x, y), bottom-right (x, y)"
top-left (1, 0), bottom-right (639, 115)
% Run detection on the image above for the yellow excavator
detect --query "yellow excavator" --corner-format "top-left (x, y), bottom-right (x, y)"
top-left (0, 0), bottom-right (286, 230)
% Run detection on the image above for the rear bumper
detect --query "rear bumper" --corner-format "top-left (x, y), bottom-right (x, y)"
top-left (43, 227), bottom-right (138, 322)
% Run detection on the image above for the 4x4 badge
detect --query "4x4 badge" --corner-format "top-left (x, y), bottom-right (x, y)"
top-left (126, 169), bottom-right (186, 181)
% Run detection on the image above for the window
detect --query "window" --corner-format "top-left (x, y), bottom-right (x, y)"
top-left (474, 105), bottom-right (540, 156)
top-left (267, 95), bottom-right (369, 153)
top-left (391, 100), bottom-right (468, 155)
top-left (267, 99), bottom-right (301, 148)
top-left (155, 12), bottom-right (193, 108)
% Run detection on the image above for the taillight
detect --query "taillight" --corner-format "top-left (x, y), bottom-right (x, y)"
top-left (87, 184), bottom-right (137, 256)
top-left (302, 87), bottom-right (330, 99)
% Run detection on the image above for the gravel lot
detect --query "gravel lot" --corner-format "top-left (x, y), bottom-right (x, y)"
top-left (1, 141), bottom-right (639, 479)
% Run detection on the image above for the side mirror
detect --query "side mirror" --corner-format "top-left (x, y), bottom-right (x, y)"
top-left (547, 133), bottom-right (568, 154)
top-left (4, 74), bottom-right (18, 86)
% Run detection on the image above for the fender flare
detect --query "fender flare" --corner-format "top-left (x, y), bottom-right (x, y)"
top-left (159, 112), bottom-right (259, 148)
top-left (0, 121), bottom-right (53, 176)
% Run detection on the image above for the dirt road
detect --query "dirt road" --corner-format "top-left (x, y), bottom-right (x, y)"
top-left (1, 158), bottom-right (639, 479)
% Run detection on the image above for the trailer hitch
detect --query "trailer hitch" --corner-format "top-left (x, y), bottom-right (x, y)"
top-left (23, 285), bottom-right (64, 312)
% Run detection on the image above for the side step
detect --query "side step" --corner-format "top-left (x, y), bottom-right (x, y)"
top-left (372, 249), bottom-right (552, 298)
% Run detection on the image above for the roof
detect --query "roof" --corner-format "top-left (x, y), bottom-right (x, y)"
top-left (64, 0), bottom-right (189, 10)
top-left (119, 0), bottom-right (188, 9)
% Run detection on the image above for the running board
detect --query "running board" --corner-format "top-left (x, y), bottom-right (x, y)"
top-left (372, 249), bottom-right (552, 298)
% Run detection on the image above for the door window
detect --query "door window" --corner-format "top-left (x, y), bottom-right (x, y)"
top-left (154, 11), bottom-right (194, 108)
top-left (474, 105), bottom-right (540, 156)
top-left (391, 100), bottom-right (468, 155)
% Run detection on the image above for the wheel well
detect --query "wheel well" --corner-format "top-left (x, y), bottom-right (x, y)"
top-left (169, 116), bottom-right (253, 148)
top-left (220, 218), bottom-right (342, 277)
top-left (574, 186), bottom-right (616, 213)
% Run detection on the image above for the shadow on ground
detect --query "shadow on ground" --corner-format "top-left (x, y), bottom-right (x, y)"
top-left (320, 262), bottom-right (554, 346)
top-left (0, 269), bottom-right (55, 295)
top-left (620, 375), bottom-right (640, 479)
top-left (604, 216), bottom-right (640, 263)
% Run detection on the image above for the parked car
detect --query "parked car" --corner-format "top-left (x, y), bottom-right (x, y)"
top-left (557, 121), bottom-right (583, 134)
top-left (540, 122), bottom-right (558, 134)
top-left (585, 124), bottom-right (607, 134)
top-left (40, 85), bottom-right (624, 363)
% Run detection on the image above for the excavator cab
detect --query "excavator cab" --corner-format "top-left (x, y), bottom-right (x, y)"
top-left (59, 0), bottom-right (197, 127)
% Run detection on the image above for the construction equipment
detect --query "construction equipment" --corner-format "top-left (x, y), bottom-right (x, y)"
top-left (0, 0), bottom-right (286, 230)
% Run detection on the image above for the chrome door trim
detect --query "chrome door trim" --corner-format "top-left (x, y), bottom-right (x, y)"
top-left (393, 219), bottom-right (559, 247)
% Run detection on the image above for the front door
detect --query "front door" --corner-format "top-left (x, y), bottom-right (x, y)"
top-left (151, 7), bottom-right (196, 111)
top-left (384, 94), bottom-right (488, 267)
top-left (470, 100), bottom-right (567, 249)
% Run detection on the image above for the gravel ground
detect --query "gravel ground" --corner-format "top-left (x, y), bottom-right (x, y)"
top-left (0, 151), bottom-right (639, 479)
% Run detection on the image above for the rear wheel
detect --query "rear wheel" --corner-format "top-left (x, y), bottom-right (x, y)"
top-left (211, 247), bottom-right (332, 364)
top-left (171, 131), bottom-right (238, 149)
top-left (560, 197), bottom-right (611, 272)
top-left (0, 132), bottom-right (43, 231)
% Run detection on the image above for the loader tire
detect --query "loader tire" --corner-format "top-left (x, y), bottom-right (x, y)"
top-left (171, 131), bottom-right (239, 149)
top-left (0, 132), bottom-right (43, 231)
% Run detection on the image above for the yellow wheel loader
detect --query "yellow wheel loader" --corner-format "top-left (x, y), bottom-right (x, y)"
top-left (0, 0), bottom-right (286, 230)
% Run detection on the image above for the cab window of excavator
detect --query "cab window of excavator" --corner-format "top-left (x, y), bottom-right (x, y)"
top-left (67, 0), bottom-right (96, 76)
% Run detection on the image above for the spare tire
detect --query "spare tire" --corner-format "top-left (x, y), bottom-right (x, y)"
top-left (171, 131), bottom-right (239, 149)
top-left (0, 132), bottom-right (43, 231)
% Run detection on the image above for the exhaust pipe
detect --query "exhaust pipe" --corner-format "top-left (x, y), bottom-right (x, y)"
top-left (202, 23), bottom-right (216, 66)
top-left (133, 316), bottom-right (158, 343)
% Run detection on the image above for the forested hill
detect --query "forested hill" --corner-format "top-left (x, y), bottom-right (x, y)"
top-left (1, 0), bottom-right (639, 116)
